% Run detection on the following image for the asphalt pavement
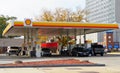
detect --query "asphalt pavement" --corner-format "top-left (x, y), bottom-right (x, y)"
top-left (0, 52), bottom-right (120, 73)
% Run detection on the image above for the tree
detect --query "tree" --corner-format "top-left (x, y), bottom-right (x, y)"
top-left (35, 8), bottom-right (88, 22)
top-left (35, 8), bottom-right (88, 47)
top-left (69, 8), bottom-right (89, 22)
top-left (0, 15), bottom-right (17, 38)
top-left (54, 8), bottom-right (70, 21)
top-left (35, 9), bottom-right (53, 21)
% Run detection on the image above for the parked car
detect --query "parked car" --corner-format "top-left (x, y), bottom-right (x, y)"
top-left (71, 46), bottom-right (93, 57)
top-left (6, 46), bottom-right (21, 56)
top-left (60, 48), bottom-right (70, 56)
top-left (41, 48), bottom-right (52, 56)
top-left (91, 44), bottom-right (104, 56)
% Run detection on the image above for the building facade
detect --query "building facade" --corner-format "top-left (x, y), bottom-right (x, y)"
top-left (86, 0), bottom-right (116, 23)
top-left (86, 0), bottom-right (120, 49)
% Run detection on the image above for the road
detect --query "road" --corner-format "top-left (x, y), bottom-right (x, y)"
top-left (0, 53), bottom-right (120, 73)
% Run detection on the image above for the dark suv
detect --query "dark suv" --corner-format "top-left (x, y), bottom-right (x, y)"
top-left (71, 46), bottom-right (93, 57)
top-left (91, 44), bottom-right (104, 56)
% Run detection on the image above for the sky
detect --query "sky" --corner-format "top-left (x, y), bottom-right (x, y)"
top-left (0, 0), bottom-right (85, 20)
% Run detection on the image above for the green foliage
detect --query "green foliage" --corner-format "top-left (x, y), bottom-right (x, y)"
top-left (0, 15), bottom-right (17, 38)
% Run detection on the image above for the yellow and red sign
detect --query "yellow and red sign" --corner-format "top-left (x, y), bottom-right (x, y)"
top-left (24, 19), bottom-right (32, 26)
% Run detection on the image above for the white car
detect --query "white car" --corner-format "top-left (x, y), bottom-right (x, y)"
top-left (7, 46), bottom-right (21, 56)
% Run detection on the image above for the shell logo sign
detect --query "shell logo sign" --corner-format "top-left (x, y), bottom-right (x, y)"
top-left (24, 19), bottom-right (32, 26)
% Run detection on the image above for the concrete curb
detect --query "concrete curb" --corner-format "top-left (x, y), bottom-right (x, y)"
top-left (0, 64), bottom-right (105, 68)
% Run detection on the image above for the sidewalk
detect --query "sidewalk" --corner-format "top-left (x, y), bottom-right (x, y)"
top-left (107, 52), bottom-right (120, 55)
top-left (0, 67), bottom-right (120, 73)
top-left (0, 53), bottom-right (120, 73)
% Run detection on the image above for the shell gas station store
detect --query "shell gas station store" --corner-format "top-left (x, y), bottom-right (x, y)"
top-left (2, 19), bottom-right (119, 57)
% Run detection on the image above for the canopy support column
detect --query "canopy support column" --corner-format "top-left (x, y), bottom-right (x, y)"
top-left (27, 28), bottom-right (31, 56)
top-left (35, 29), bottom-right (41, 57)
top-left (30, 28), bottom-right (36, 57)
top-left (79, 30), bottom-right (82, 45)
top-left (26, 28), bottom-right (35, 57)
top-left (66, 29), bottom-right (69, 49)
top-left (84, 29), bottom-right (87, 48)
top-left (22, 28), bottom-right (27, 56)
top-left (74, 29), bottom-right (77, 44)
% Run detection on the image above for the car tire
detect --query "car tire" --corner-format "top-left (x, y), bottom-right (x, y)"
top-left (94, 53), bottom-right (96, 56)
top-left (8, 54), bottom-right (10, 56)
top-left (71, 54), bottom-right (74, 56)
top-left (16, 54), bottom-right (19, 56)
top-left (49, 54), bottom-right (51, 56)
top-left (76, 53), bottom-right (79, 57)
top-left (101, 53), bottom-right (103, 56)
top-left (88, 53), bottom-right (92, 57)
top-left (41, 52), bottom-right (43, 57)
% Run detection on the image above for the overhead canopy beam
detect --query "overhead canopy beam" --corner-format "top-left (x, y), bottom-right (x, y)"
top-left (3, 21), bottom-right (119, 36)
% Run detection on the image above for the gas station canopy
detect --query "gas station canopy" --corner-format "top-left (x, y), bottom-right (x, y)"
top-left (3, 20), bottom-right (119, 36)
top-left (3, 19), bottom-right (119, 57)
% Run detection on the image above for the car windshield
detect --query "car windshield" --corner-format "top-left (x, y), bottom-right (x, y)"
top-left (80, 48), bottom-right (88, 52)
top-left (73, 47), bottom-right (87, 52)
top-left (92, 45), bottom-right (103, 48)
top-left (11, 47), bottom-right (20, 49)
top-left (42, 48), bottom-right (50, 51)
